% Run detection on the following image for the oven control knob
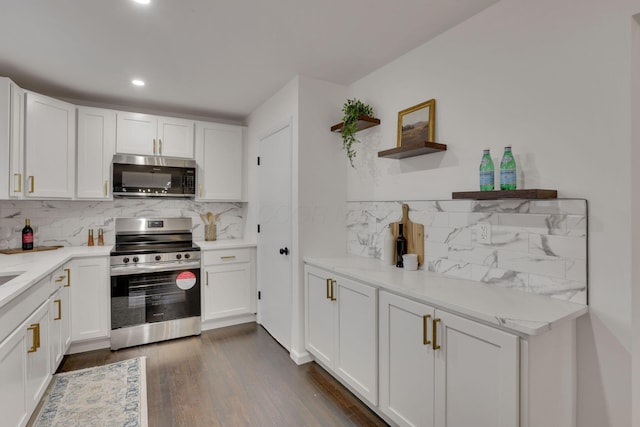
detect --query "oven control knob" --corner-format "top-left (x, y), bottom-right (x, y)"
top-left (155, 255), bottom-right (162, 261)
top-left (184, 253), bottom-right (191, 259)
top-left (176, 254), bottom-right (182, 260)
top-left (132, 256), bottom-right (139, 263)
top-left (123, 257), bottom-right (130, 264)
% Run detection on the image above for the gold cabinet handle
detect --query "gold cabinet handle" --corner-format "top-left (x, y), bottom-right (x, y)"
top-left (29, 176), bottom-right (34, 193)
top-left (14, 173), bottom-right (21, 193)
top-left (220, 255), bottom-right (236, 260)
top-left (423, 314), bottom-right (431, 345)
top-left (55, 275), bottom-right (66, 283)
top-left (199, 184), bottom-right (203, 197)
top-left (54, 299), bottom-right (62, 320)
top-left (104, 180), bottom-right (109, 196)
top-left (159, 139), bottom-right (162, 155)
top-left (326, 278), bottom-right (331, 299)
top-left (330, 279), bottom-right (337, 301)
top-left (27, 324), bottom-right (38, 353)
top-left (432, 318), bottom-right (441, 350)
top-left (206, 271), bottom-right (209, 286)
top-left (64, 268), bottom-right (71, 287)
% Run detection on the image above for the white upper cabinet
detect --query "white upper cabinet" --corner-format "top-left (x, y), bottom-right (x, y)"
top-left (195, 121), bottom-right (244, 201)
top-left (0, 78), bottom-right (25, 200)
top-left (76, 107), bottom-right (116, 199)
top-left (116, 112), bottom-right (194, 158)
top-left (24, 92), bottom-right (75, 199)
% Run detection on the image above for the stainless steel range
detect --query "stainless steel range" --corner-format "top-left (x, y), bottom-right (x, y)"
top-left (110, 217), bottom-right (201, 350)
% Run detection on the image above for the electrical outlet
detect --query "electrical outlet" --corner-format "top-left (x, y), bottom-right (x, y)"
top-left (477, 222), bottom-right (491, 244)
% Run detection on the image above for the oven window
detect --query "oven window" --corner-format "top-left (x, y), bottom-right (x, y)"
top-left (122, 171), bottom-right (172, 190)
top-left (111, 269), bottom-right (201, 329)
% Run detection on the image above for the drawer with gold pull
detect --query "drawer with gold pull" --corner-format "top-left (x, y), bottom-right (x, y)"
top-left (203, 248), bottom-right (250, 266)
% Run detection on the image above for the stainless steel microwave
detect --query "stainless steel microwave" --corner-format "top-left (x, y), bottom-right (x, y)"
top-left (112, 154), bottom-right (196, 198)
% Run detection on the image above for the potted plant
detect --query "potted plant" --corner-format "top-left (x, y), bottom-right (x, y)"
top-left (340, 99), bottom-right (375, 167)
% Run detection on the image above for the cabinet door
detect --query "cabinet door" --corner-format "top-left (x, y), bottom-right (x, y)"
top-left (334, 276), bottom-right (378, 405)
top-left (77, 107), bottom-right (116, 199)
top-left (203, 263), bottom-right (252, 320)
top-left (50, 285), bottom-right (70, 370)
top-left (0, 322), bottom-right (29, 427)
top-left (49, 289), bottom-right (62, 370)
top-left (70, 257), bottom-right (110, 342)
top-left (157, 116), bottom-right (194, 158)
top-left (9, 83), bottom-right (25, 199)
top-left (434, 310), bottom-right (519, 427)
top-left (25, 92), bottom-right (75, 198)
top-left (25, 302), bottom-right (51, 412)
top-left (379, 291), bottom-right (436, 427)
top-left (304, 266), bottom-right (335, 368)
top-left (116, 112), bottom-right (157, 156)
top-left (195, 122), bottom-right (243, 200)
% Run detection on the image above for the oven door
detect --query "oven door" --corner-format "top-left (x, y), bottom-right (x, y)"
top-left (111, 266), bottom-right (201, 329)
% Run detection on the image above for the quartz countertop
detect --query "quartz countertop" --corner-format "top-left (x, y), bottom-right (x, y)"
top-left (305, 255), bottom-right (588, 337)
top-left (195, 240), bottom-right (257, 250)
top-left (0, 246), bottom-right (112, 310)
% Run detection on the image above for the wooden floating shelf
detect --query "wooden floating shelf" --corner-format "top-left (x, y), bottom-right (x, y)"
top-left (451, 189), bottom-right (558, 200)
top-left (378, 141), bottom-right (447, 159)
top-left (330, 116), bottom-right (380, 133)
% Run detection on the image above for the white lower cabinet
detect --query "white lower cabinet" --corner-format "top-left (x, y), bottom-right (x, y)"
top-left (69, 257), bottom-right (110, 342)
top-left (0, 300), bottom-right (52, 427)
top-left (379, 291), bottom-right (518, 427)
top-left (202, 248), bottom-right (256, 322)
top-left (305, 265), bottom-right (378, 406)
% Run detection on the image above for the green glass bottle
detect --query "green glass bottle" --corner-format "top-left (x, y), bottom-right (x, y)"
top-left (479, 149), bottom-right (494, 191)
top-left (500, 146), bottom-right (517, 190)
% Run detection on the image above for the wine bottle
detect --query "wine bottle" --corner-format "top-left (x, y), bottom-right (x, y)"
top-left (479, 149), bottom-right (494, 191)
top-left (22, 218), bottom-right (34, 250)
top-left (396, 223), bottom-right (407, 268)
top-left (500, 146), bottom-right (517, 190)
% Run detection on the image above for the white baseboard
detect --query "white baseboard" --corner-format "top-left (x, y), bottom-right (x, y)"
top-left (67, 337), bottom-right (110, 354)
top-left (290, 349), bottom-right (313, 365)
top-left (201, 314), bottom-right (257, 331)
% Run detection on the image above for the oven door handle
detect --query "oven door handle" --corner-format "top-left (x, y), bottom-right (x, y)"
top-left (110, 262), bottom-right (201, 276)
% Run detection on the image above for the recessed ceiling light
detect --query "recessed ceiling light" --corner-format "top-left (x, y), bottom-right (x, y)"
top-left (132, 79), bottom-right (145, 87)
top-left (133, 0), bottom-right (150, 4)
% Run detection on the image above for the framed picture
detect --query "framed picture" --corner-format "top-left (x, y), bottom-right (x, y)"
top-left (397, 99), bottom-right (435, 147)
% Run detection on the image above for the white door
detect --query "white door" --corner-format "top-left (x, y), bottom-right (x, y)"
top-left (379, 291), bottom-right (436, 427)
top-left (195, 122), bottom-right (243, 201)
top-left (203, 263), bottom-right (252, 320)
top-left (304, 266), bottom-right (335, 367)
top-left (257, 121), bottom-right (292, 350)
top-left (76, 107), bottom-right (116, 199)
top-left (434, 310), bottom-right (519, 427)
top-left (116, 112), bottom-right (157, 156)
top-left (157, 116), bottom-right (194, 158)
top-left (10, 83), bottom-right (24, 199)
top-left (335, 276), bottom-right (378, 406)
top-left (0, 321), bottom-right (29, 427)
top-left (25, 92), bottom-right (75, 198)
top-left (70, 257), bottom-right (110, 341)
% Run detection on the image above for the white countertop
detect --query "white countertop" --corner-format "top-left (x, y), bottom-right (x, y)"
top-left (305, 256), bottom-right (588, 337)
top-left (0, 246), bottom-right (112, 310)
top-left (195, 240), bottom-right (257, 250)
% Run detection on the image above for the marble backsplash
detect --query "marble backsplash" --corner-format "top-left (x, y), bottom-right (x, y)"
top-left (0, 199), bottom-right (246, 248)
top-left (347, 199), bottom-right (588, 304)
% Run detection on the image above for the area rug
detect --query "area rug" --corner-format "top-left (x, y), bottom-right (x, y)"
top-left (34, 357), bottom-right (148, 427)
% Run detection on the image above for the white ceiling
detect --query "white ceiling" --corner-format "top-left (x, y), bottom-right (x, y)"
top-left (0, 0), bottom-right (497, 121)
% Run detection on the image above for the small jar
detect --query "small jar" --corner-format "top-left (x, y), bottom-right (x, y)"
top-left (88, 229), bottom-right (94, 246)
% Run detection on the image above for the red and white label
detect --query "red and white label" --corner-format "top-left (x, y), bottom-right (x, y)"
top-left (176, 271), bottom-right (197, 290)
top-left (23, 233), bottom-right (33, 244)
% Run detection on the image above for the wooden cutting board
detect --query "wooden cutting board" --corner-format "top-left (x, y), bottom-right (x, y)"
top-left (390, 204), bottom-right (425, 266)
top-left (0, 245), bottom-right (63, 255)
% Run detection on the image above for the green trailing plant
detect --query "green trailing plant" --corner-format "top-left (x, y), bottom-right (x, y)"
top-left (341, 99), bottom-right (374, 167)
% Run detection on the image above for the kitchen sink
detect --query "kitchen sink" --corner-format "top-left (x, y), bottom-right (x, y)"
top-left (0, 273), bottom-right (22, 287)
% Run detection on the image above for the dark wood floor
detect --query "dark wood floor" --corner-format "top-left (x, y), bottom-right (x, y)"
top-left (51, 323), bottom-right (388, 427)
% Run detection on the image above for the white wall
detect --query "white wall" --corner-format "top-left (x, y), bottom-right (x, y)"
top-left (346, 0), bottom-right (638, 426)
